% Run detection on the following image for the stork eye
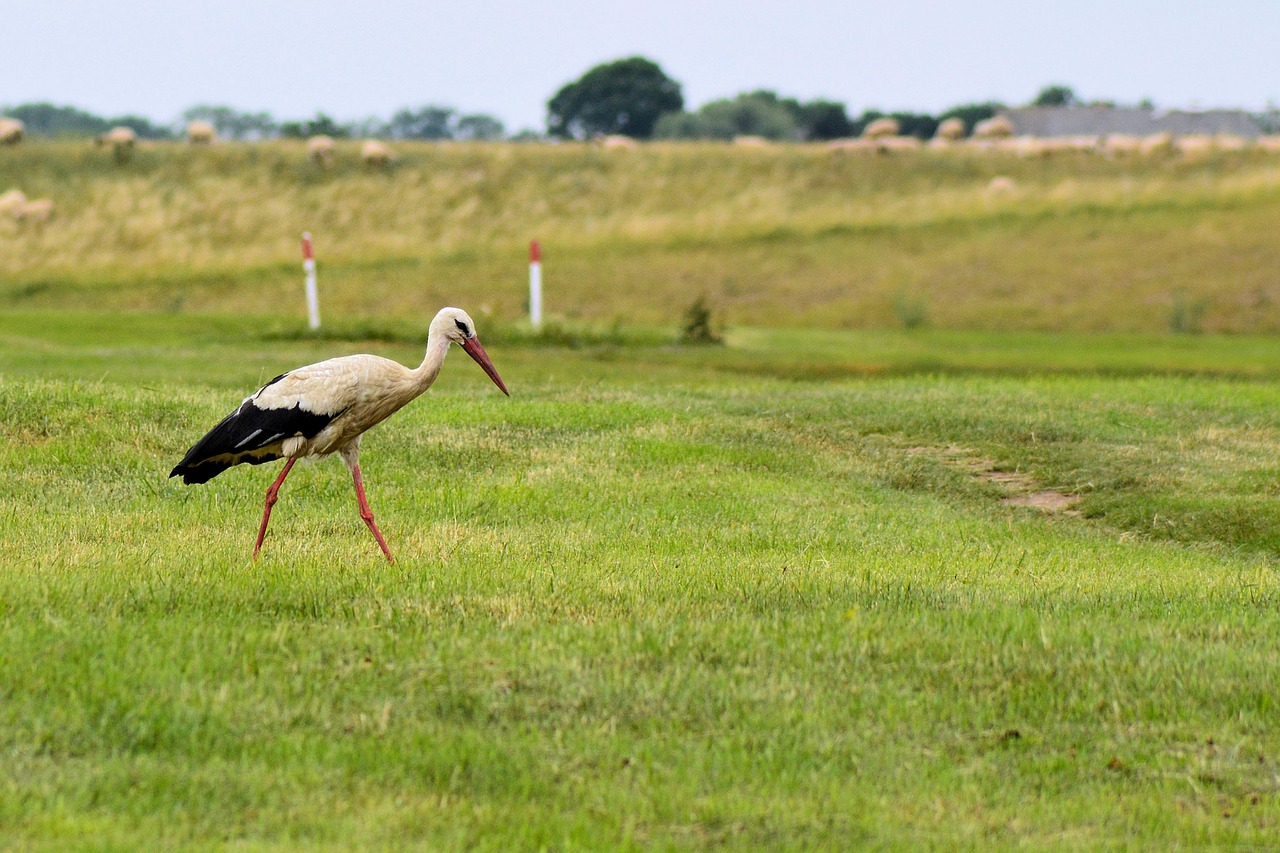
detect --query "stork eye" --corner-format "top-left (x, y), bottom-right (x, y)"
top-left (454, 319), bottom-right (471, 337)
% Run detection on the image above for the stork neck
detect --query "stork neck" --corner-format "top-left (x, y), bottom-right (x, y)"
top-left (411, 334), bottom-right (451, 390)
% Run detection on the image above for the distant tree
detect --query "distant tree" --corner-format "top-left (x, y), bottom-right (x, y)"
top-left (736, 90), bottom-right (802, 116)
top-left (182, 105), bottom-right (276, 140)
top-left (1, 102), bottom-right (174, 139)
top-left (706, 91), bottom-right (800, 140)
top-left (4, 102), bottom-right (109, 137)
top-left (547, 56), bottom-right (683, 139)
top-left (654, 90), bottom-right (799, 141)
top-left (888, 112), bottom-right (939, 140)
top-left (656, 91), bottom-right (852, 141)
top-left (1256, 104), bottom-right (1280, 134)
top-left (348, 116), bottom-right (389, 139)
top-left (369, 107), bottom-right (506, 141)
top-left (455, 113), bottom-right (505, 141)
top-left (731, 90), bottom-right (803, 139)
top-left (309, 113), bottom-right (351, 138)
top-left (1032, 85), bottom-right (1077, 107)
top-left (279, 113), bottom-right (351, 139)
top-left (652, 111), bottom-right (721, 140)
top-left (795, 100), bottom-right (853, 140)
top-left (385, 106), bottom-right (455, 140)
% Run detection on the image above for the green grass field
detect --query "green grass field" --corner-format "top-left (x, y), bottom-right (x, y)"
top-left (2, 143), bottom-right (1280, 849)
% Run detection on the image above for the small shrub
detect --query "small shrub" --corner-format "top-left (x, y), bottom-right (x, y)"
top-left (680, 296), bottom-right (722, 344)
top-left (1169, 292), bottom-right (1206, 334)
top-left (894, 290), bottom-right (928, 329)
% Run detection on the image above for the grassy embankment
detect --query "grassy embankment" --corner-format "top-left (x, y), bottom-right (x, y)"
top-left (3, 139), bottom-right (1280, 332)
top-left (1, 142), bottom-right (1280, 848)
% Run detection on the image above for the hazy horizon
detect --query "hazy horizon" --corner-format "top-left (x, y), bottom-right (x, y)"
top-left (7, 1), bottom-right (1278, 132)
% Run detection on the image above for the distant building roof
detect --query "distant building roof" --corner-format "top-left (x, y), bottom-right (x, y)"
top-left (1001, 106), bottom-right (1262, 138)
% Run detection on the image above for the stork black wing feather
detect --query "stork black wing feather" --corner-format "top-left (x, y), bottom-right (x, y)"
top-left (169, 394), bottom-right (339, 485)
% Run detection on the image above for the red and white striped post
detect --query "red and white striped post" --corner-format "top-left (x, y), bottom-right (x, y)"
top-left (529, 239), bottom-right (543, 330)
top-left (301, 232), bottom-right (320, 330)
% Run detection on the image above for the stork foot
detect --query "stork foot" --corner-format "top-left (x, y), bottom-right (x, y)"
top-left (361, 508), bottom-right (396, 563)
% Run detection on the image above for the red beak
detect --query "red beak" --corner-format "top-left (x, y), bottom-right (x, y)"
top-left (461, 336), bottom-right (509, 396)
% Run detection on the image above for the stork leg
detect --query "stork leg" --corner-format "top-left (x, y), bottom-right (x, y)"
top-left (351, 463), bottom-right (395, 563)
top-left (253, 457), bottom-right (297, 560)
top-left (341, 444), bottom-right (394, 562)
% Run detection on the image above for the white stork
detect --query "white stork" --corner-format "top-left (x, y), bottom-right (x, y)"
top-left (170, 307), bottom-right (508, 562)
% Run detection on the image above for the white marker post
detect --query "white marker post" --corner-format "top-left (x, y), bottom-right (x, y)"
top-left (302, 232), bottom-right (320, 330)
top-left (529, 239), bottom-right (543, 330)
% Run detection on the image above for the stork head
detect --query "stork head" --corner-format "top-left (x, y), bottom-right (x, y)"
top-left (433, 307), bottom-right (509, 396)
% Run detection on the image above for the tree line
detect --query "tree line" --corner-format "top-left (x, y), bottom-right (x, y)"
top-left (0, 90), bottom-right (997, 144)
top-left (543, 56), bottom-right (1005, 142)
top-left (0, 103), bottom-right (510, 142)
top-left (546, 59), bottom-right (1239, 142)
top-left (6, 55), bottom-right (1261, 143)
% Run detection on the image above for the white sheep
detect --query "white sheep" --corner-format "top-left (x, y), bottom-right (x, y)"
top-left (861, 117), bottom-right (900, 139)
top-left (360, 139), bottom-right (394, 166)
top-left (1102, 134), bottom-right (1142, 156)
top-left (1023, 136), bottom-right (1083, 154)
top-left (986, 176), bottom-right (1017, 197)
top-left (1214, 134), bottom-right (1247, 152)
top-left (17, 198), bottom-right (54, 223)
top-left (1255, 135), bottom-right (1280, 153)
top-left (1036, 137), bottom-right (1080, 155)
top-left (732, 135), bottom-right (771, 148)
top-left (992, 136), bottom-right (1049, 157)
top-left (876, 135), bottom-right (922, 153)
top-left (973, 115), bottom-right (1015, 140)
top-left (600, 134), bottom-right (638, 150)
top-left (934, 117), bottom-right (966, 141)
top-left (96, 126), bottom-right (138, 161)
top-left (1066, 135), bottom-right (1102, 152)
top-left (307, 135), bottom-right (336, 165)
top-left (0, 118), bottom-right (24, 145)
top-left (0, 188), bottom-right (26, 218)
top-left (1176, 135), bottom-right (1214, 158)
top-left (826, 138), bottom-right (876, 154)
top-left (186, 120), bottom-right (217, 144)
top-left (98, 126), bottom-right (137, 147)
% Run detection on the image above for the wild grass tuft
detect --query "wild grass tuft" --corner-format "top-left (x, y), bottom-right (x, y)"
top-left (679, 295), bottom-right (722, 344)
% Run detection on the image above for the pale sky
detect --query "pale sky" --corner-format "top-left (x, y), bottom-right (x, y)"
top-left (6, 1), bottom-right (1278, 132)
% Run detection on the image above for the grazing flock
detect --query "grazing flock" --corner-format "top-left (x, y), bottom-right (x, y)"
top-left (0, 119), bottom-right (403, 226)
top-left (822, 114), bottom-right (1280, 157)
top-left (3, 112), bottom-right (1280, 228)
